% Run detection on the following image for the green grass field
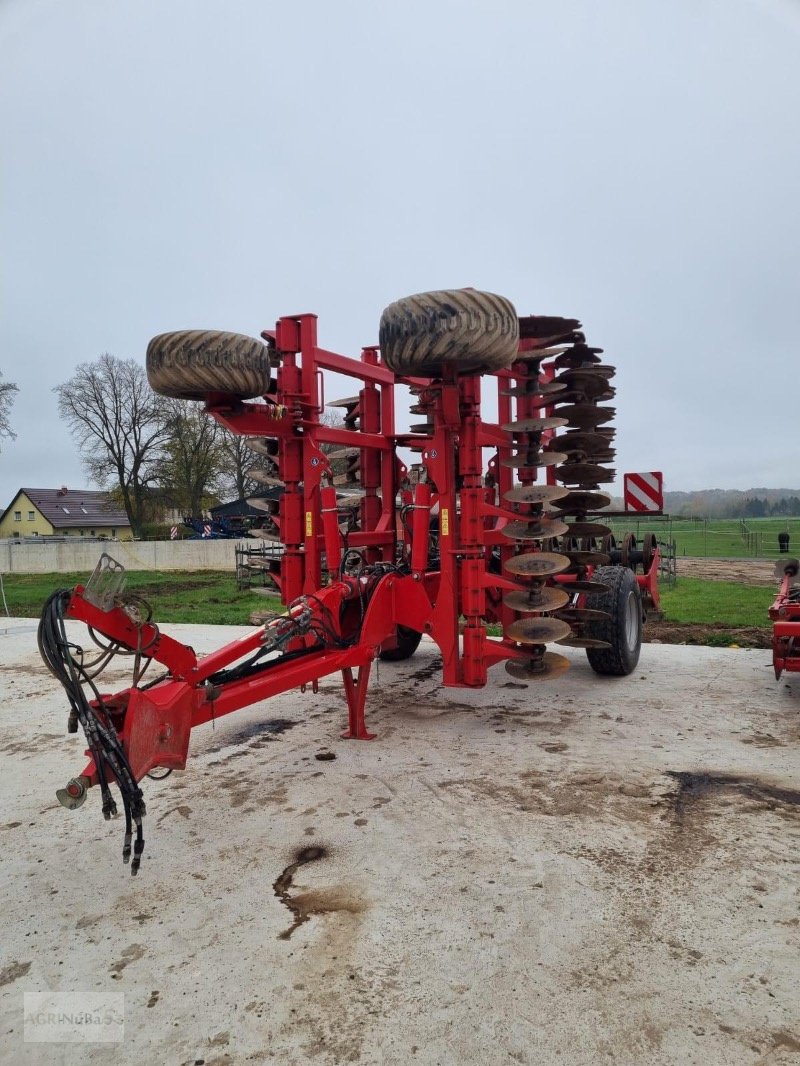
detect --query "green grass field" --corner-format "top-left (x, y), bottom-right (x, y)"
top-left (604, 516), bottom-right (800, 559)
top-left (658, 578), bottom-right (769, 627)
top-left (0, 570), bottom-right (282, 626)
top-left (1, 569), bottom-right (772, 635)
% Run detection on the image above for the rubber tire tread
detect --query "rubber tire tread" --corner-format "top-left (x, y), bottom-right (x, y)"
top-left (378, 625), bottom-right (423, 662)
top-left (147, 330), bottom-right (271, 400)
top-left (379, 289), bottom-right (519, 376)
top-left (584, 565), bottom-right (642, 676)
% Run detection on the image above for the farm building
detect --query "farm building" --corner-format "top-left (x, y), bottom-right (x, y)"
top-left (0, 486), bottom-right (132, 540)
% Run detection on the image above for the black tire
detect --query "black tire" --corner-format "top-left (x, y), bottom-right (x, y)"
top-left (584, 565), bottom-right (642, 676)
top-left (379, 289), bottom-right (519, 376)
top-left (378, 625), bottom-right (423, 662)
top-left (146, 330), bottom-right (271, 400)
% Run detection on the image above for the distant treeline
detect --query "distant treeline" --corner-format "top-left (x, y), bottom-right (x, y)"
top-left (660, 488), bottom-right (800, 519)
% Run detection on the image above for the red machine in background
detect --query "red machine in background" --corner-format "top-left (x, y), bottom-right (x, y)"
top-left (770, 557), bottom-right (800, 679)
top-left (39, 288), bottom-right (661, 872)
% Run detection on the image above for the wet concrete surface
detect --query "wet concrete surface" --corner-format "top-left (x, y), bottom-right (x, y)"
top-left (0, 619), bottom-right (798, 1065)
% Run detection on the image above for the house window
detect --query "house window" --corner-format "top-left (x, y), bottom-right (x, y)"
top-left (62, 506), bottom-right (70, 514)
top-left (32, 531), bottom-right (39, 537)
top-left (28, 511), bottom-right (34, 521)
top-left (90, 530), bottom-right (96, 537)
top-left (14, 511), bottom-right (21, 521)
top-left (80, 506), bottom-right (88, 515)
top-left (111, 529), bottom-right (116, 537)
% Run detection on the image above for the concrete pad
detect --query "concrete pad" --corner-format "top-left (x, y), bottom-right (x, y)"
top-left (1, 619), bottom-right (799, 1065)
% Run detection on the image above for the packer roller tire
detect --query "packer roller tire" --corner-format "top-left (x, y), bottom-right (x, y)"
top-left (378, 625), bottom-right (423, 662)
top-left (583, 565), bottom-right (643, 676)
top-left (379, 289), bottom-right (519, 376)
top-left (146, 330), bottom-right (271, 400)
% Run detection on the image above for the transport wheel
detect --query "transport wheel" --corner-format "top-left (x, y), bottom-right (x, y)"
top-left (379, 289), bottom-right (519, 376)
top-left (146, 330), bottom-right (271, 400)
top-left (584, 565), bottom-right (642, 675)
top-left (378, 625), bottom-right (423, 661)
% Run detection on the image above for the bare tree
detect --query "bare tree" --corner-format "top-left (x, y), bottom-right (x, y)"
top-left (218, 427), bottom-right (261, 501)
top-left (55, 355), bottom-right (170, 536)
top-left (0, 371), bottom-right (18, 450)
top-left (157, 400), bottom-right (226, 517)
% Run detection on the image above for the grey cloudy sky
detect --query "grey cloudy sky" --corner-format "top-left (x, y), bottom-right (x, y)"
top-left (1, 0), bottom-right (799, 508)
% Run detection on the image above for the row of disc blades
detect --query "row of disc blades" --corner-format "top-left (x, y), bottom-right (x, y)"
top-left (500, 331), bottom-right (617, 680)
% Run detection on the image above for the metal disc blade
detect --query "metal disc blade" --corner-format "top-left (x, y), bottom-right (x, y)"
top-left (245, 436), bottom-right (279, 458)
top-left (558, 405), bottom-right (616, 428)
top-left (504, 551), bottom-right (572, 578)
top-left (502, 416), bottom-right (569, 434)
top-left (250, 469), bottom-right (284, 488)
top-left (519, 343), bottom-right (573, 357)
top-left (548, 431), bottom-right (616, 453)
top-left (505, 652), bottom-right (571, 681)
top-left (562, 521), bottom-right (612, 538)
top-left (555, 490), bottom-right (612, 511)
top-left (501, 519), bottom-right (570, 541)
top-left (513, 345), bottom-right (573, 363)
top-left (504, 587), bottom-right (571, 613)
top-left (502, 379), bottom-right (567, 399)
top-left (563, 550), bottom-right (611, 566)
top-left (557, 636), bottom-right (613, 649)
top-left (556, 373), bottom-right (614, 396)
top-left (503, 484), bottom-right (570, 505)
top-left (506, 617), bottom-right (573, 644)
top-left (500, 451), bottom-right (568, 469)
top-left (553, 353), bottom-right (602, 369)
top-left (555, 607), bottom-right (612, 624)
top-left (247, 496), bottom-right (280, 512)
top-left (500, 388), bottom-right (553, 404)
top-left (558, 366), bottom-right (615, 382)
top-left (555, 464), bottom-right (616, 485)
top-left (557, 579), bottom-right (610, 594)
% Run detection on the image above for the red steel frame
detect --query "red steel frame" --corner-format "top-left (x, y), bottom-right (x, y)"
top-left (770, 567), bottom-right (800, 679)
top-left (63, 312), bottom-right (659, 795)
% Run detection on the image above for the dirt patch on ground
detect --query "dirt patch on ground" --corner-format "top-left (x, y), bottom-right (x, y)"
top-left (645, 621), bottom-right (771, 648)
top-left (677, 557), bottom-right (776, 585)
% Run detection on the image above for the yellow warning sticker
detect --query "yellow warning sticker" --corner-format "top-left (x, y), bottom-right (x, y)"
top-left (441, 508), bottom-right (450, 537)
top-left (305, 511), bottom-right (313, 537)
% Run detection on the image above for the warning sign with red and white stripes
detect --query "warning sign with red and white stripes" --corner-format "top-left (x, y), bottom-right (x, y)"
top-left (624, 471), bottom-right (664, 513)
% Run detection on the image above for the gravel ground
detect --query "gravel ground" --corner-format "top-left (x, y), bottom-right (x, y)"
top-left (1, 620), bottom-right (799, 1066)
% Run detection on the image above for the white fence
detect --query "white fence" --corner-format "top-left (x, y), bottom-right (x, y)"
top-left (0, 538), bottom-right (239, 575)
